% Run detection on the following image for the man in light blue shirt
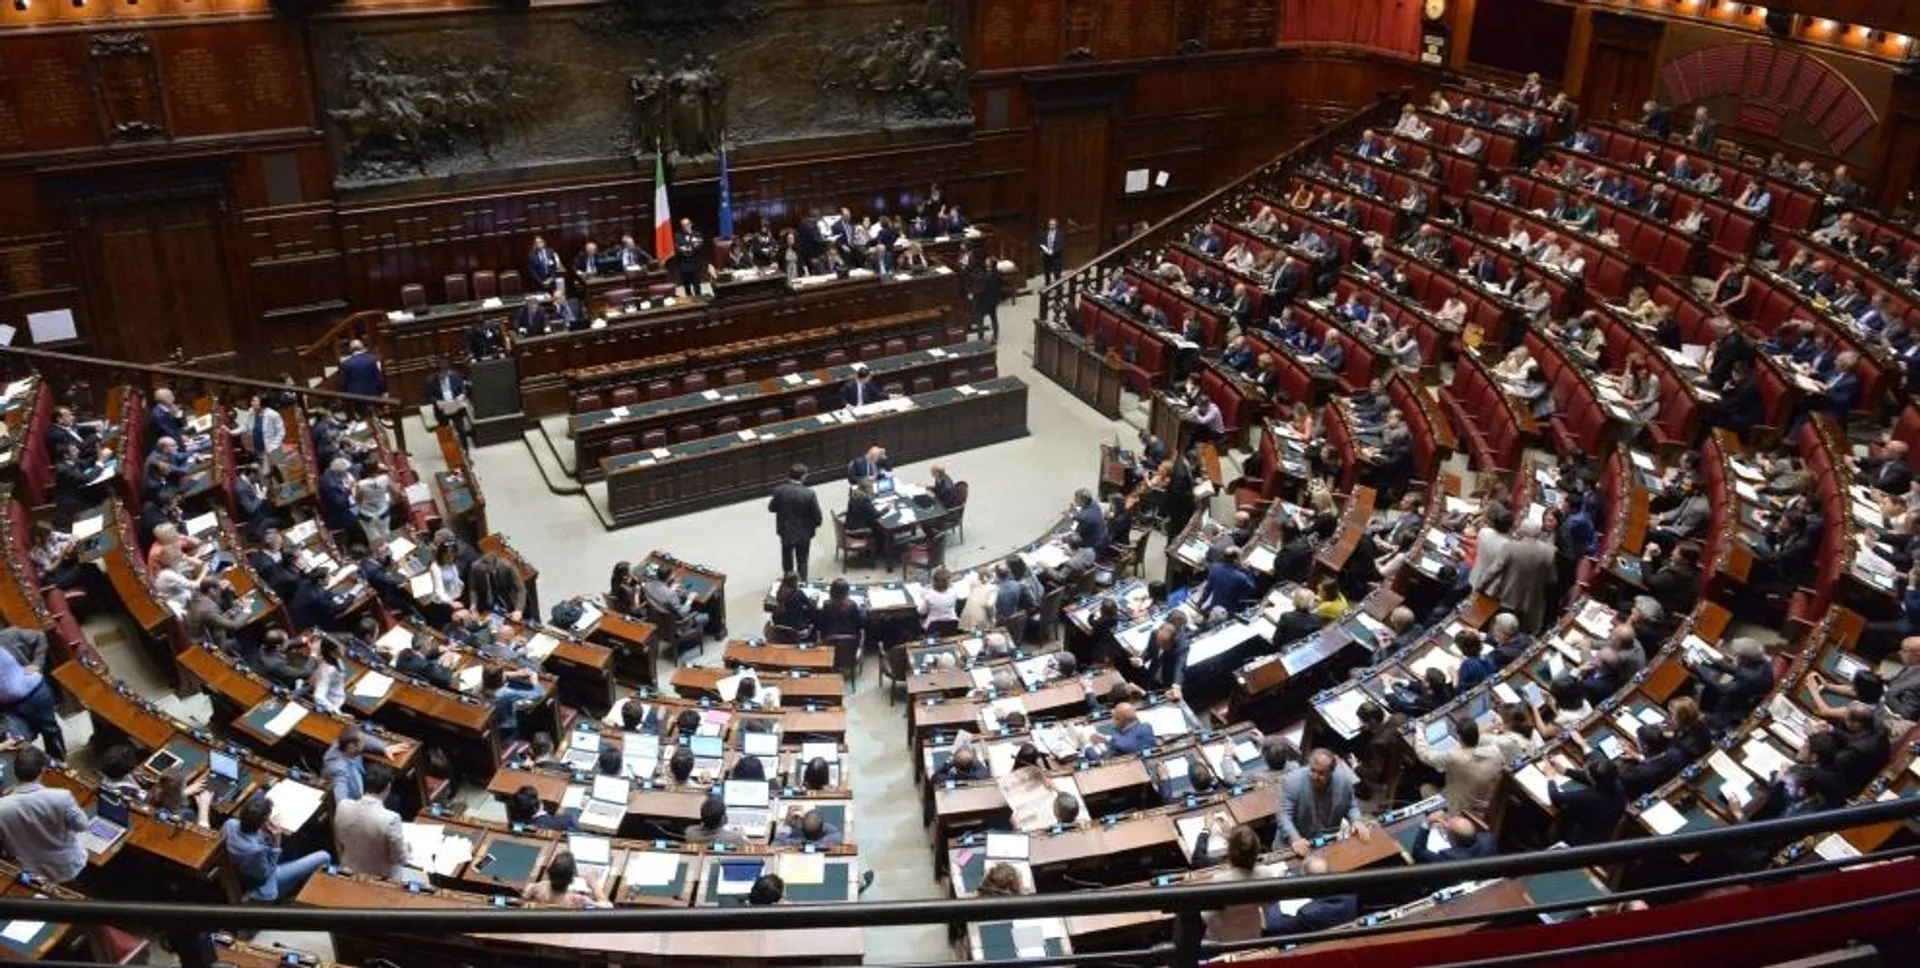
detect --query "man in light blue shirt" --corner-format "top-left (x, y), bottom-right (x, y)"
top-left (0, 746), bottom-right (88, 882)
top-left (220, 795), bottom-right (332, 902)
top-left (0, 641), bottom-right (66, 759)
top-left (320, 725), bottom-right (406, 805)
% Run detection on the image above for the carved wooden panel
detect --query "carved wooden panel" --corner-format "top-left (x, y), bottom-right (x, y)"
top-left (1062, 0), bottom-right (1102, 59)
top-left (89, 32), bottom-right (167, 143)
top-left (0, 35), bottom-right (97, 153)
top-left (154, 23), bottom-right (313, 138)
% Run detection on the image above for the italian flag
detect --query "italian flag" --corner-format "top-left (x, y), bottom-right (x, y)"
top-left (653, 150), bottom-right (673, 262)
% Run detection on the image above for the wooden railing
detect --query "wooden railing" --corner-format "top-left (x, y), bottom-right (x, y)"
top-left (296, 309), bottom-right (386, 389)
top-left (1036, 90), bottom-right (1411, 334)
top-left (0, 344), bottom-right (410, 451)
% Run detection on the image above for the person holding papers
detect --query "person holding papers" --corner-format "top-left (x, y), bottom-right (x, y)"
top-left (1274, 749), bottom-right (1371, 856)
top-left (221, 794), bottom-right (333, 903)
top-left (1089, 702), bottom-right (1156, 759)
top-left (1539, 753), bottom-right (1626, 845)
top-left (1410, 813), bottom-right (1496, 864)
top-left (1692, 637), bottom-right (1775, 731)
top-left (523, 850), bottom-right (610, 908)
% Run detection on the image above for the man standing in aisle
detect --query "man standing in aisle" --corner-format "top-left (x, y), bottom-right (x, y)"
top-left (1039, 217), bottom-right (1064, 286)
top-left (767, 463), bottom-right (822, 581)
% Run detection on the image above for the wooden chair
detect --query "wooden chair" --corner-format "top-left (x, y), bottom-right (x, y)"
top-left (879, 643), bottom-right (910, 705)
top-left (949, 481), bottom-right (970, 541)
top-left (899, 514), bottom-right (951, 582)
top-left (833, 512), bottom-right (878, 567)
top-left (648, 602), bottom-right (706, 666)
top-left (764, 621), bottom-right (807, 645)
top-left (1032, 585), bottom-right (1066, 645)
top-left (997, 609), bottom-right (1030, 644)
top-left (400, 283), bottom-right (428, 311)
top-left (824, 633), bottom-right (861, 691)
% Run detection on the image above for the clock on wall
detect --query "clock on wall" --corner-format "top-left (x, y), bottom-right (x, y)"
top-left (1425, 0), bottom-right (1449, 20)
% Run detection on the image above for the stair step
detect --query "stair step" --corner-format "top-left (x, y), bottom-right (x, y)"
top-left (517, 428), bottom-right (586, 496)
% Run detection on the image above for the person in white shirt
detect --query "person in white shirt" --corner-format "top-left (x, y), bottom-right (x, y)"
top-left (1503, 224), bottom-right (1532, 252)
top-left (309, 635), bottom-right (347, 714)
top-left (917, 566), bottom-right (962, 637)
top-left (353, 459), bottom-right (395, 543)
top-left (429, 541), bottom-right (465, 605)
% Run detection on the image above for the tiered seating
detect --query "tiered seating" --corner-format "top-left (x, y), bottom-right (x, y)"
top-left (1418, 220), bottom-right (1573, 318)
top-left (1460, 193), bottom-right (1636, 300)
top-left (1740, 270), bottom-right (1892, 414)
top-left (1417, 108), bottom-right (1520, 169)
top-left (1501, 170), bottom-right (1700, 279)
top-left (1769, 233), bottom-right (1920, 328)
top-left (1582, 121), bottom-right (1824, 231)
top-left (1439, 349), bottom-right (1534, 474)
top-left (1523, 330), bottom-right (1613, 457)
top-left (1542, 147), bottom-right (1763, 264)
top-left (1282, 173), bottom-right (1403, 239)
top-left (1328, 271), bottom-right (1455, 366)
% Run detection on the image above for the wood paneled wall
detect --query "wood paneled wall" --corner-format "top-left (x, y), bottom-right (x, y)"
top-left (0, 2), bottom-right (1439, 373)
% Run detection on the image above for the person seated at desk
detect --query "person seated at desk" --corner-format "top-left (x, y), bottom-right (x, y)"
top-left (505, 784), bottom-right (576, 834)
top-left (594, 743), bottom-right (626, 778)
top-left (976, 861), bottom-right (1027, 897)
top-left (186, 577), bottom-right (250, 653)
top-left (485, 665), bottom-right (544, 741)
top-left (1261, 854), bottom-right (1359, 936)
top-left (222, 794), bottom-right (333, 903)
top-left (1411, 812), bottom-right (1496, 864)
top-left (515, 733), bottom-right (570, 772)
top-left (842, 364), bottom-right (887, 408)
top-left (933, 744), bottom-right (990, 783)
top-left (917, 566), bottom-right (963, 638)
top-left (748, 873), bottom-right (786, 906)
top-left (666, 746), bottom-right (698, 786)
top-left (1223, 335), bottom-right (1258, 373)
top-left (94, 743), bottom-right (145, 802)
top-left (395, 634), bottom-right (454, 690)
top-left (335, 760), bottom-right (407, 882)
top-left (1200, 547), bottom-right (1257, 614)
top-left (1128, 624), bottom-right (1186, 695)
top-left (642, 562), bottom-right (709, 636)
top-left (846, 444), bottom-right (892, 486)
top-left (798, 756), bottom-right (834, 792)
top-left (50, 441), bottom-right (111, 520)
top-left (1083, 702), bottom-right (1156, 759)
top-left (251, 630), bottom-right (314, 690)
top-left (1692, 637), bottom-right (1774, 731)
top-left (773, 807), bottom-right (843, 847)
top-left (1046, 535), bottom-right (1099, 590)
top-left (769, 572), bottom-right (817, 636)
top-left (811, 579), bottom-right (867, 642)
top-left (683, 794), bottom-right (749, 846)
top-left (525, 850), bottom-right (610, 909)
top-left (1829, 703), bottom-right (1890, 796)
top-left (322, 725), bottom-right (410, 806)
top-left (929, 464), bottom-right (960, 507)
top-left (0, 746), bottom-right (87, 884)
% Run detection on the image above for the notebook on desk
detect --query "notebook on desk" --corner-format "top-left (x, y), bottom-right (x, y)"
top-left (81, 797), bottom-right (129, 855)
top-left (205, 750), bottom-right (244, 804)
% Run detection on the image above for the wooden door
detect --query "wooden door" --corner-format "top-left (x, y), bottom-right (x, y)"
top-left (1576, 13), bottom-right (1663, 124)
top-left (77, 190), bottom-right (238, 365)
top-left (1035, 111), bottom-right (1113, 268)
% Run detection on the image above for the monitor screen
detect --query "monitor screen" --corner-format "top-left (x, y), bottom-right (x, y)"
top-left (1424, 718), bottom-right (1453, 743)
top-left (210, 750), bottom-right (240, 781)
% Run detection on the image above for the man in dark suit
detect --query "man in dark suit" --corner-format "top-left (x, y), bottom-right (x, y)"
top-left (674, 218), bottom-right (704, 295)
top-left (1039, 218), bottom-right (1064, 285)
top-left (1269, 255), bottom-right (1304, 303)
top-left (1638, 100), bottom-right (1671, 137)
top-left (426, 360), bottom-right (474, 451)
top-left (766, 463), bottom-right (823, 581)
top-left (1858, 442), bottom-right (1914, 496)
top-left (465, 318), bottom-right (505, 361)
top-left (572, 241), bottom-right (602, 279)
top-left (846, 445), bottom-right (892, 485)
top-left (148, 387), bottom-right (188, 446)
top-left (842, 364), bottom-right (885, 408)
top-left (973, 263), bottom-right (1005, 343)
top-left (44, 408), bottom-right (96, 456)
top-left (1262, 856), bottom-right (1358, 937)
top-left (845, 481), bottom-right (879, 532)
top-left (1070, 489), bottom-right (1107, 550)
top-left (613, 233), bottom-right (653, 272)
top-left (1410, 813), bottom-right (1496, 864)
top-left (338, 340), bottom-right (387, 401)
top-left (527, 235), bottom-right (562, 292)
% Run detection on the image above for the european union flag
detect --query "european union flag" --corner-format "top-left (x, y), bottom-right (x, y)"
top-left (717, 143), bottom-right (734, 238)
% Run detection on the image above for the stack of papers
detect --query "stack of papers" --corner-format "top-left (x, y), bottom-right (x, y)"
top-left (260, 703), bottom-right (309, 739)
top-left (624, 851), bottom-right (681, 887)
top-left (264, 779), bottom-right (324, 831)
top-left (350, 671), bottom-right (394, 700)
top-left (1639, 799), bottom-right (1687, 835)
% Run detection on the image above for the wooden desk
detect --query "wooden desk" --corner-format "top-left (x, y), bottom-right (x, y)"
top-left (1033, 322), bottom-right (1125, 419)
top-left (722, 640), bottom-right (836, 673)
top-left (669, 667), bottom-right (845, 706)
top-left (604, 377), bottom-right (1028, 527)
top-left (570, 341), bottom-right (994, 481)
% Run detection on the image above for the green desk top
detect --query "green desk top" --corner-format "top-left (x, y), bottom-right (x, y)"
top-left (575, 341), bottom-right (994, 432)
top-left (1521, 867), bottom-right (1608, 908)
top-left (161, 739), bottom-right (209, 777)
top-left (474, 838), bottom-right (544, 885)
top-left (784, 856), bottom-right (851, 903)
top-left (605, 376), bottom-right (1025, 474)
top-left (976, 921), bottom-right (1068, 960)
top-left (0, 917), bottom-right (59, 955)
top-left (703, 857), bottom-right (771, 908)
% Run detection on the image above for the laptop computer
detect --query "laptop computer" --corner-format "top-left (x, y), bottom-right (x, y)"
top-left (723, 779), bottom-right (771, 833)
top-left (81, 797), bottom-right (129, 855)
top-left (205, 750), bottom-right (244, 804)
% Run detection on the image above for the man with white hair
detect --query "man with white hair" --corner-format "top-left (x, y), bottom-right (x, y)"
top-left (1262, 854), bottom-right (1359, 935)
top-left (147, 386), bottom-right (188, 445)
top-left (318, 456), bottom-right (358, 533)
top-left (1487, 612), bottom-right (1532, 668)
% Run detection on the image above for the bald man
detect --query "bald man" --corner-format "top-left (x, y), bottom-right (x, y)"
top-left (1275, 748), bottom-right (1371, 856)
top-left (1098, 702), bottom-right (1156, 757)
top-left (1261, 855), bottom-right (1360, 936)
top-left (1410, 813), bottom-right (1495, 864)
